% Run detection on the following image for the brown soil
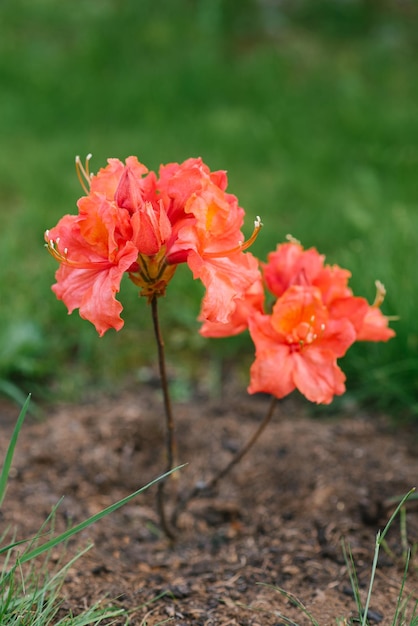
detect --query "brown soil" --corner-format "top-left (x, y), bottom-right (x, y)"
top-left (1, 384), bottom-right (417, 625)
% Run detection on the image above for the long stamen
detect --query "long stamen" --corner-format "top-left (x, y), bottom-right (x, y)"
top-left (45, 233), bottom-right (68, 264)
top-left (203, 216), bottom-right (263, 259)
top-left (44, 234), bottom-right (109, 270)
top-left (373, 280), bottom-right (386, 308)
top-left (75, 154), bottom-right (93, 195)
top-left (286, 233), bottom-right (301, 245)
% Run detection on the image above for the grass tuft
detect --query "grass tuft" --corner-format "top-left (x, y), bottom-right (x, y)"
top-left (0, 396), bottom-right (182, 624)
top-left (253, 487), bottom-right (417, 625)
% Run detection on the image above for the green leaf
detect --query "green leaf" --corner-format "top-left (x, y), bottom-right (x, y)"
top-left (18, 465), bottom-right (184, 564)
top-left (0, 394), bottom-right (31, 508)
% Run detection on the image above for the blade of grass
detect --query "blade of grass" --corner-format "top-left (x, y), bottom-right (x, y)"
top-left (379, 488), bottom-right (416, 544)
top-left (276, 589), bottom-right (320, 626)
top-left (385, 492), bottom-right (418, 503)
top-left (399, 505), bottom-right (409, 563)
top-left (0, 393), bottom-right (31, 507)
top-left (256, 583), bottom-right (320, 626)
top-left (361, 531), bottom-right (381, 626)
top-left (0, 381), bottom-right (39, 417)
top-left (392, 548), bottom-right (410, 626)
top-left (0, 498), bottom-right (64, 557)
top-left (341, 538), bottom-right (365, 621)
top-left (410, 600), bottom-right (418, 625)
top-left (0, 537), bottom-right (34, 556)
top-left (361, 488), bottom-right (416, 626)
top-left (18, 465), bottom-right (185, 564)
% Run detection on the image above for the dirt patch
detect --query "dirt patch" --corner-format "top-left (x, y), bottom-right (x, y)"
top-left (1, 386), bottom-right (417, 625)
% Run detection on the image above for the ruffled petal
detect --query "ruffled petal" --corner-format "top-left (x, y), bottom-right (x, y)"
top-left (356, 306), bottom-right (396, 341)
top-left (247, 313), bottom-right (295, 398)
top-left (263, 242), bottom-right (324, 298)
top-left (200, 270), bottom-right (264, 337)
top-left (51, 243), bottom-right (139, 335)
top-left (189, 250), bottom-right (262, 326)
top-left (292, 348), bottom-right (346, 404)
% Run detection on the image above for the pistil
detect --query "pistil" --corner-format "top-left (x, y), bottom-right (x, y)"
top-left (203, 216), bottom-right (263, 259)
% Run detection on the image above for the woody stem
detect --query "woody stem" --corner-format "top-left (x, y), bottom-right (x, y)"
top-left (171, 395), bottom-right (278, 526)
top-left (150, 295), bottom-right (176, 541)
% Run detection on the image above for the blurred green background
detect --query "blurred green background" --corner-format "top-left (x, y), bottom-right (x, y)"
top-left (1, 0), bottom-right (417, 416)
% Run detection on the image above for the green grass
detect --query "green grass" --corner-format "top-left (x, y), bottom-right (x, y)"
top-left (1, 0), bottom-right (417, 415)
top-left (0, 396), bottom-right (181, 624)
top-left (342, 489), bottom-right (417, 626)
top-left (0, 540), bottom-right (130, 625)
top-left (249, 489), bottom-right (417, 625)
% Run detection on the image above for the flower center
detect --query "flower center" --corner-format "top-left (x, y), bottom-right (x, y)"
top-left (272, 288), bottom-right (327, 351)
top-left (128, 247), bottom-right (177, 300)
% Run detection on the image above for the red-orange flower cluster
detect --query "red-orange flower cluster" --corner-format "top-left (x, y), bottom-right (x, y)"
top-left (45, 155), bottom-right (262, 336)
top-left (46, 156), bottom-right (395, 406)
top-left (203, 239), bottom-right (395, 404)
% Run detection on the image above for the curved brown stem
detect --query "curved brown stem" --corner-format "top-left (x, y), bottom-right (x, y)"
top-left (150, 296), bottom-right (176, 541)
top-left (171, 395), bottom-right (278, 527)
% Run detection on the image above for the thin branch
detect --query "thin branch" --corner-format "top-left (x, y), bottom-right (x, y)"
top-left (172, 395), bottom-right (278, 526)
top-left (150, 295), bottom-right (176, 541)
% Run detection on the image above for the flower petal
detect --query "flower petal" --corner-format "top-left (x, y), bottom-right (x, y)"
top-left (200, 270), bottom-right (264, 337)
top-left (356, 306), bottom-right (396, 341)
top-left (263, 242), bottom-right (324, 298)
top-left (292, 348), bottom-right (346, 404)
top-left (51, 243), bottom-right (139, 336)
top-left (247, 313), bottom-right (295, 398)
top-left (190, 251), bottom-right (262, 326)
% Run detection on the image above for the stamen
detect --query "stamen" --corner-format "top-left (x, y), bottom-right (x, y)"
top-left (45, 235), bottom-right (110, 270)
top-left (373, 280), bottom-right (386, 308)
top-left (45, 238), bottom-right (68, 264)
top-left (75, 154), bottom-right (93, 195)
top-left (203, 216), bottom-right (263, 259)
top-left (299, 318), bottom-right (326, 349)
top-left (286, 234), bottom-right (301, 245)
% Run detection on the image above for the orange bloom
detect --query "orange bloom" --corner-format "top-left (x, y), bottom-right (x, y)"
top-left (263, 241), bottom-right (326, 298)
top-left (263, 241), bottom-right (395, 342)
top-left (199, 238), bottom-right (394, 404)
top-left (157, 158), bottom-right (262, 326)
top-left (248, 286), bottom-right (357, 404)
top-left (45, 155), bottom-right (262, 335)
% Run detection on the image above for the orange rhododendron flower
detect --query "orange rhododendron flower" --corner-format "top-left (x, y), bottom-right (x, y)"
top-left (242, 240), bottom-right (395, 403)
top-left (45, 155), bottom-right (262, 336)
top-left (263, 241), bottom-right (395, 342)
top-left (202, 238), bottom-right (395, 404)
top-left (248, 286), bottom-right (357, 404)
